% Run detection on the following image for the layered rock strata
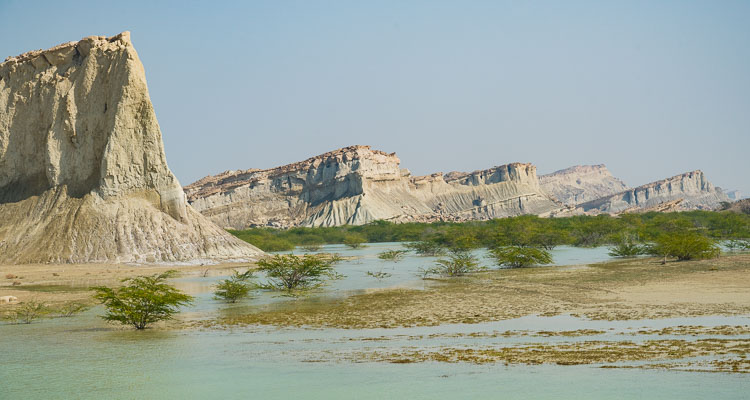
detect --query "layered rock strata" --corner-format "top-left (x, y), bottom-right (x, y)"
top-left (0, 32), bottom-right (262, 263)
top-left (185, 146), bottom-right (559, 228)
top-left (539, 165), bottom-right (629, 205)
top-left (576, 170), bottom-right (730, 214)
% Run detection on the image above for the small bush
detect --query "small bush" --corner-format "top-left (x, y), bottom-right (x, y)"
top-left (422, 251), bottom-right (484, 277)
top-left (343, 234), bottom-right (367, 249)
top-left (92, 271), bottom-right (194, 330)
top-left (649, 232), bottom-right (720, 261)
top-left (214, 270), bottom-right (255, 303)
top-left (403, 241), bottom-right (445, 257)
top-left (490, 246), bottom-right (553, 268)
top-left (608, 235), bottom-right (647, 258)
top-left (255, 254), bottom-right (342, 292)
top-left (57, 302), bottom-right (90, 317)
top-left (378, 250), bottom-right (408, 262)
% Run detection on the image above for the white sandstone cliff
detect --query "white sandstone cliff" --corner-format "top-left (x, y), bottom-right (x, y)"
top-left (576, 170), bottom-right (730, 214)
top-left (539, 164), bottom-right (629, 205)
top-left (185, 146), bottom-right (559, 228)
top-left (0, 32), bottom-right (262, 263)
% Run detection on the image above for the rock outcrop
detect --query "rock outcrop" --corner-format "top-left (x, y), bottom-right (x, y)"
top-left (576, 170), bottom-right (730, 214)
top-left (0, 32), bottom-right (262, 263)
top-left (185, 146), bottom-right (559, 228)
top-left (539, 165), bottom-right (629, 205)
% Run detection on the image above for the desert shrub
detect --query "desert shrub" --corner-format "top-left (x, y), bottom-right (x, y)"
top-left (378, 250), bottom-right (408, 262)
top-left (3, 301), bottom-right (48, 324)
top-left (490, 246), bottom-right (553, 268)
top-left (422, 251), bottom-right (484, 277)
top-left (343, 234), bottom-right (367, 249)
top-left (649, 232), bottom-right (720, 261)
top-left (403, 240), bottom-right (445, 256)
top-left (255, 254), bottom-right (342, 291)
top-left (57, 302), bottom-right (90, 317)
top-left (608, 235), bottom-right (647, 258)
top-left (92, 271), bottom-right (194, 329)
top-left (214, 270), bottom-right (255, 303)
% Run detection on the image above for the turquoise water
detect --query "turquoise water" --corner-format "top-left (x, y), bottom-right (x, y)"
top-left (2, 244), bottom-right (748, 399)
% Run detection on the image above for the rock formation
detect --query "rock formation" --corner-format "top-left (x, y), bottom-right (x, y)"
top-left (185, 146), bottom-right (559, 228)
top-left (576, 170), bottom-right (730, 214)
top-left (539, 165), bottom-right (629, 205)
top-left (0, 32), bottom-right (262, 263)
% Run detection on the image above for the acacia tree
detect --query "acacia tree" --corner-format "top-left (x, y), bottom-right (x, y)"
top-left (255, 254), bottom-right (342, 291)
top-left (92, 271), bottom-right (193, 330)
top-left (422, 251), bottom-right (484, 277)
top-left (649, 232), bottom-right (720, 261)
top-left (214, 270), bottom-right (255, 303)
top-left (490, 246), bottom-right (553, 268)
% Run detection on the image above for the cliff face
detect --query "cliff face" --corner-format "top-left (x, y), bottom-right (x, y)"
top-left (576, 170), bottom-right (730, 214)
top-left (0, 32), bottom-right (262, 263)
top-left (539, 165), bottom-right (629, 205)
top-left (185, 146), bottom-right (558, 228)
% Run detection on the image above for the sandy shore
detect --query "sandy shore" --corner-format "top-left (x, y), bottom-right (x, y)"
top-left (0, 262), bottom-right (253, 308)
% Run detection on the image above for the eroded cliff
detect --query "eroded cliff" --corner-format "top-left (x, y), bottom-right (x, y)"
top-left (539, 165), bottom-right (629, 205)
top-left (576, 170), bottom-right (730, 214)
top-left (0, 32), bottom-right (262, 263)
top-left (185, 146), bottom-right (559, 228)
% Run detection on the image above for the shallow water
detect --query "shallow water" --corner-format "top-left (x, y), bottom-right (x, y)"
top-left (2, 244), bottom-right (748, 399)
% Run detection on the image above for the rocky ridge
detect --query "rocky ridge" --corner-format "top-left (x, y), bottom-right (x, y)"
top-left (185, 146), bottom-right (559, 228)
top-left (576, 170), bottom-right (730, 214)
top-left (0, 32), bottom-right (262, 263)
top-left (539, 164), bottom-right (629, 205)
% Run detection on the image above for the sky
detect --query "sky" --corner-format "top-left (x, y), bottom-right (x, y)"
top-left (1, 0), bottom-right (749, 195)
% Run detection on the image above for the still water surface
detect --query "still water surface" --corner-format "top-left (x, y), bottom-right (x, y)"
top-left (2, 244), bottom-right (747, 399)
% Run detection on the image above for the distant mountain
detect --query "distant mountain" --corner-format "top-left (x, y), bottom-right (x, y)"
top-left (539, 165), bottom-right (629, 205)
top-left (185, 146), bottom-right (558, 228)
top-left (576, 170), bottom-right (730, 214)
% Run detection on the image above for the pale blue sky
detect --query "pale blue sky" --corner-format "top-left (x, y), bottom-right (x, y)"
top-left (2, 1), bottom-right (749, 194)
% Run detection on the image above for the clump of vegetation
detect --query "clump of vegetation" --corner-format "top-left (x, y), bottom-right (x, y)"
top-left (366, 270), bottom-right (392, 280)
top-left (57, 302), bottom-right (90, 317)
top-left (403, 240), bottom-right (445, 256)
top-left (214, 270), bottom-right (255, 303)
top-left (2, 300), bottom-right (47, 324)
top-left (649, 232), bottom-right (720, 261)
top-left (608, 235), bottom-right (647, 258)
top-left (422, 251), bottom-right (484, 277)
top-left (343, 234), bottom-right (367, 249)
top-left (378, 250), bottom-right (408, 262)
top-left (92, 271), bottom-right (194, 330)
top-left (228, 212), bottom-right (750, 253)
top-left (255, 254), bottom-right (343, 292)
top-left (489, 246), bottom-right (553, 268)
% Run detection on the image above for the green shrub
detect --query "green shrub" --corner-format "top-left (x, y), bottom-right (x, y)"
top-left (422, 251), bottom-right (484, 277)
top-left (92, 271), bottom-right (194, 329)
top-left (343, 234), bottom-right (367, 249)
top-left (378, 250), bottom-right (408, 262)
top-left (608, 235), bottom-right (647, 258)
top-left (403, 240), bottom-right (445, 256)
top-left (255, 254), bottom-right (342, 291)
top-left (490, 246), bottom-right (553, 268)
top-left (649, 232), bottom-right (720, 261)
top-left (214, 270), bottom-right (255, 303)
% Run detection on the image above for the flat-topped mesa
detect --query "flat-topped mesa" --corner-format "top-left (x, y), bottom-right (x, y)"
top-left (0, 32), bottom-right (262, 263)
top-left (186, 147), bottom-right (558, 228)
top-left (539, 164), bottom-right (629, 205)
top-left (577, 170), bottom-right (730, 214)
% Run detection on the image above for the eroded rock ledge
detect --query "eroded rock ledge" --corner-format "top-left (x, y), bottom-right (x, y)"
top-left (185, 145), bottom-right (559, 228)
top-left (0, 32), bottom-right (262, 263)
